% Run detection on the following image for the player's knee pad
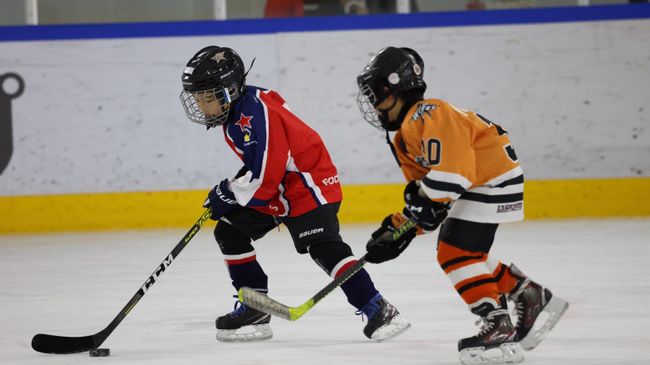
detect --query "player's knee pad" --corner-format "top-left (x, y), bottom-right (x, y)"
top-left (307, 241), bottom-right (354, 276)
top-left (214, 220), bottom-right (254, 255)
top-left (437, 240), bottom-right (487, 269)
top-left (437, 218), bottom-right (498, 253)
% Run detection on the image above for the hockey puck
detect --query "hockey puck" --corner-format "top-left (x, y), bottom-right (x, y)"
top-left (89, 348), bottom-right (110, 357)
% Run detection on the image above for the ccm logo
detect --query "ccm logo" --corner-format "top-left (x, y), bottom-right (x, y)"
top-left (322, 175), bottom-right (339, 185)
top-left (140, 253), bottom-right (174, 294)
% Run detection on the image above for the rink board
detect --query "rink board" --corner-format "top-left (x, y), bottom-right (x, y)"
top-left (1, 6), bottom-right (649, 233)
top-left (1, 177), bottom-right (649, 233)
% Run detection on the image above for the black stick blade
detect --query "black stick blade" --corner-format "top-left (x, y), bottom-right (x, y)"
top-left (31, 333), bottom-right (97, 354)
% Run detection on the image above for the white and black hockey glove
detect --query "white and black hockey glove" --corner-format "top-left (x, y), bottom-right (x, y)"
top-left (403, 180), bottom-right (449, 232)
top-left (204, 179), bottom-right (239, 220)
top-left (366, 214), bottom-right (417, 264)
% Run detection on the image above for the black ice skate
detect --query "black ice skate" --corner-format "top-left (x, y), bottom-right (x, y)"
top-left (458, 299), bottom-right (523, 365)
top-left (216, 299), bottom-right (272, 342)
top-left (507, 264), bottom-right (569, 351)
top-left (358, 293), bottom-right (411, 342)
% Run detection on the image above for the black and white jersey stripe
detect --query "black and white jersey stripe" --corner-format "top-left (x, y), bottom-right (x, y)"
top-left (421, 170), bottom-right (472, 200)
top-left (460, 166), bottom-right (524, 204)
top-left (421, 166), bottom-right (525, 223)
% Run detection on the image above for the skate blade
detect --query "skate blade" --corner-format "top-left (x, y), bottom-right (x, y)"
top-left (370, 315), bottom-right (411, 342)
top-left (216, 324), bottom-right (273, 343)
top-left (460, 342), bottom-right (524, 365)
top-left (520, 295), bottom-right (569, 351)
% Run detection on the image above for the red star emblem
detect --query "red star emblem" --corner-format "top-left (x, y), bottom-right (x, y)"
top-left (235, 113), bottom-right (253, 132)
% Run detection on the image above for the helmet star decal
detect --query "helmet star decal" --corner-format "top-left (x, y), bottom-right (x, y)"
top-left (212, 51), bottom-right (226, 63)
top-left (235, 113), bottom-right (253, 131)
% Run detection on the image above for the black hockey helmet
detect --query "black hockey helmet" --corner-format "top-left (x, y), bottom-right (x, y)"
top-left (180, 46), bottom-right (247, 127)
top-left (356, 47), bottom-right (426, 130)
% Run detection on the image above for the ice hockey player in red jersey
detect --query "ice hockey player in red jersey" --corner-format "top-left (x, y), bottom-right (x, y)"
top-left (179, 46), bottom-right (411, 343)
top-left (356, 47), bottom-right (569, 364)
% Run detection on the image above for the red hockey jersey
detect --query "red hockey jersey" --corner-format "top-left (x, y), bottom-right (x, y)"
top-left (222, 86), bottom-right (342, 217)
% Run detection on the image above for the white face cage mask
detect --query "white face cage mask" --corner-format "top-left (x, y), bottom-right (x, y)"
top-left (180, 86), bottom-right (233, 128)
top-left (356, 84), bottom-right (383, 130)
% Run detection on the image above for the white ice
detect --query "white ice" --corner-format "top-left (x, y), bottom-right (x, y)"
top-left (2, 219), bottom-right (649, 365)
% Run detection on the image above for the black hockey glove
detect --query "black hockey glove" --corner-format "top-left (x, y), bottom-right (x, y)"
top-left (403, 180), bottom-right (449, 232)
top-left (365, 214), bottom-right (417, 264)
top-left (203, 179), bottom-right (239, 220)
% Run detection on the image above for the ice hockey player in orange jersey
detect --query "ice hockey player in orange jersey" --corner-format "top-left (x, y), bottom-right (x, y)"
top-left (356, 46), bottom-right (569, 365)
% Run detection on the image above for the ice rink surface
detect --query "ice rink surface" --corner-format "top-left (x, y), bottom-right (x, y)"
top-left (2, 218), bottom-right (649, 365)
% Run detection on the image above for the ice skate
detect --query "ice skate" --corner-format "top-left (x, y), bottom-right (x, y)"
top-left (358, 293), bottom-right (411, 342)
top-left (508, 264), bottom-right (569, 351)
top-left (458, 299), bottom-right (523, 365)
top-left (216, 299), bottom-right (272, 342)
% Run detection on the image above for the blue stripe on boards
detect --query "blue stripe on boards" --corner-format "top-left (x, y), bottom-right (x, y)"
top-left (1, 4), bottom-right (649, 42)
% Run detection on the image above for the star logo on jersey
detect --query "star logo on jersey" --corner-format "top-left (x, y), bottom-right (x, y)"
top-left (235, 113), bottom-right (253, 132)
top-left (212, 51), bottom-right (226, 63)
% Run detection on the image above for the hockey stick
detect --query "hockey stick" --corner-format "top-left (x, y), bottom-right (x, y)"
top-left (31, 208), bottom-right (212, 354)
top-left (238, 217), bottom-right (416, 321)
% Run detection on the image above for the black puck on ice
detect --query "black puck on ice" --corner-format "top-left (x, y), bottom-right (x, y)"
top-left (89, 348), bottom-right (110, 357)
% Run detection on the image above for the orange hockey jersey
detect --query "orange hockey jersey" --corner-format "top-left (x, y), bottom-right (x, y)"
top-left (393, 99), bottom-right (524, 223)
